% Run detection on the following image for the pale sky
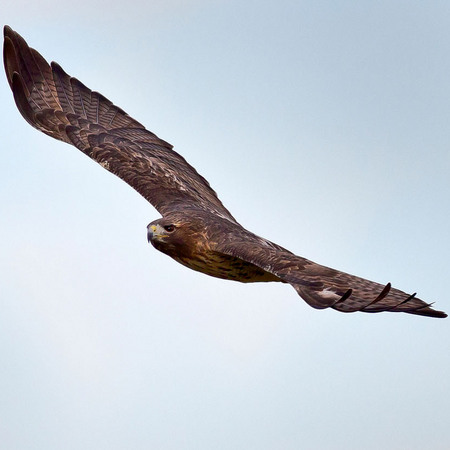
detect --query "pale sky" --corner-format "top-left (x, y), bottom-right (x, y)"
top-left (1, 1), bottom-right (450, 449)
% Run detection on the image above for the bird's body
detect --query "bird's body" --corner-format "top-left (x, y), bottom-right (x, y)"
top-left (3, 26), bottom-right (446, 318)
top-left (147, 211), bottom-right (282, 282)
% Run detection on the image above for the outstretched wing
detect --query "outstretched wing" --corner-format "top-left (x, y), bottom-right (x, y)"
top-left (3, 26), bottom-right (236, 221)
top-left (215, 235), bottom-right (447, 318)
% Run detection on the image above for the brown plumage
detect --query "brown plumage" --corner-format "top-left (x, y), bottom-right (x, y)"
top-left (4, 26), bottom-right (446, 319)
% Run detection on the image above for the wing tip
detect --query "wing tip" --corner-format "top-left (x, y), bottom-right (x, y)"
top-left (4, 25), bottom-right (14, 38)
top-left (407, 304), bottom-right (447, 319)
top-left (3, 27), bottom-right (18, 88)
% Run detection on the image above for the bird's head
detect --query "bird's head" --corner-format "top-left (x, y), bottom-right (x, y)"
top-left (147, 218), bottom-right (178, 245)
top-left (147, 216), bottom-right (204, 258)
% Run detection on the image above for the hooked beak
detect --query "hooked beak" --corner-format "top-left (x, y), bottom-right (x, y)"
top-left (147, 225), bottom-right (157, 243)
top-left (147, 224), bottom-right (169, 242)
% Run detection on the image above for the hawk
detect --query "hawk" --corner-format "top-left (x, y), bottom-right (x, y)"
top-left (3, 26), bottom-right (446, 318)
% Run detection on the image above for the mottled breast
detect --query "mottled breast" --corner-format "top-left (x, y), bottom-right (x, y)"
top-left (172, 251), bottom-right (281, 283)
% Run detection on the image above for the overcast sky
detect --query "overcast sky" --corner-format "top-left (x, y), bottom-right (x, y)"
top-left (1, 1), bottom-right (450, 449)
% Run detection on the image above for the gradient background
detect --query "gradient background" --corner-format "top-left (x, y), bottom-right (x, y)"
top-left (1, 1), bottom-right (449, 449)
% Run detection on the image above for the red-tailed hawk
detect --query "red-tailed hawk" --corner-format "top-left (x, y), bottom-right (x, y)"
top-left (3, 26), bottom-right (446, 318)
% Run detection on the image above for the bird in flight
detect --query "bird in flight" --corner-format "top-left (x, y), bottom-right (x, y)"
top-left (3, 26), bottom-right (446, 318)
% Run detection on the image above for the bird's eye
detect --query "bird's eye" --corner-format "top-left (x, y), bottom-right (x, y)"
top-left (163, 225), bottom-right (175, 232)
